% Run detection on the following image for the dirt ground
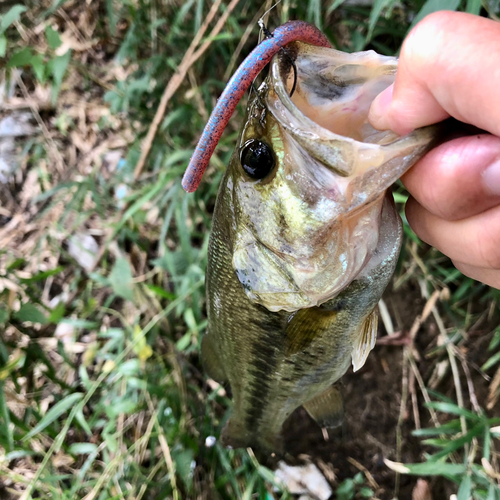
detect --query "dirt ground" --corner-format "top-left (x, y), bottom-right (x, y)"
top-left (275, 279), bottom-right (498, 499)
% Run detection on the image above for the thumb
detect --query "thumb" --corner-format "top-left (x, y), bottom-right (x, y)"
top-left (368, 11), bottom-right (500, 137)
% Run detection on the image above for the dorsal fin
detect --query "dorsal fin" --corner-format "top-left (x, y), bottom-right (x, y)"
top-left (351, 309), bottom-right (378, 372)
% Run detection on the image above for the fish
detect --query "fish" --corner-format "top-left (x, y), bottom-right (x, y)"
top-left (183, 22), bottom-right (438, 453)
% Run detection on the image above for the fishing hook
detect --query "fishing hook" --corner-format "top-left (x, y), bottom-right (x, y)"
top-left (258, 19), bottom-right (298, 99)
top-left (182, 20), bottom-right (331, 193)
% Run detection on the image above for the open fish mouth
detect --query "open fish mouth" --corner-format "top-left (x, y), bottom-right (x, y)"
top-left (267, 41), bottom-right (435, 198)
top-left (271, 42), bottom-right (401, 146)
top-left (231, 42), bottom-right (438, 313)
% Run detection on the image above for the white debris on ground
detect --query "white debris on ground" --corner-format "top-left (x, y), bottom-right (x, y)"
top-left (67, 232), bottom-right (99, 271)
top-left (0, 71), bottom-right (39, 182)
top-left (0, 138), bottom-right (17, 182)
top-left (54, 321), bottom-right (76, 347)
top-left (205, 436), bottom-right (216, 448)
top-left (275, 461), bottom-right (332, 500)
top-left (0, 111), bottom-right (38, 137)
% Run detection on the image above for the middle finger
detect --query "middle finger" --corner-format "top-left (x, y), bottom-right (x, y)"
top-left (402, 134), bottom-right (500, 221)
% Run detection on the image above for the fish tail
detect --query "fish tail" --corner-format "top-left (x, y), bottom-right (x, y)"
top-left (221, 417), bottom-right (283, 453)
top-left (220, 418), bottom-right (250, 449)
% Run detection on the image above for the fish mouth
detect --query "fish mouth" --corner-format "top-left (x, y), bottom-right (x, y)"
top-left (267, 42), bottom-right (435, 188)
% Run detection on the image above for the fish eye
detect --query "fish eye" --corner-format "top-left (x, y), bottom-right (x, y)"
top-left (240, 140), bottom-right (275, 180)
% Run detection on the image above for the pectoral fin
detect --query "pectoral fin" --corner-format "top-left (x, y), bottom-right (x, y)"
top-left (285, 308), bottom-right (337, 356)
top-left (351, 308), bottom-right (378, 372)
top-left (303, 384), bottom-right (344, 429)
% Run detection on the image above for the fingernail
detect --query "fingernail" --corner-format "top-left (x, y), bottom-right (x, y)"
top-left (368, 83), bottom-right (394, 130)
top-left (483, 159), bottom-right (500, 196)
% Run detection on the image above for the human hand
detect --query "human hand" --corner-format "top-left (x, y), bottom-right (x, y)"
top-left (368, 11), bottom-right (500, 289)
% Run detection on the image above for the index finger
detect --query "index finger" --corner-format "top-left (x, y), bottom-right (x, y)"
top-left (368, 12), bottom-right (500, 136)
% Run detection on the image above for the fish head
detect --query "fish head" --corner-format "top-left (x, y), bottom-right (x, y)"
top-left (225, 42), bottom-right (437, 313)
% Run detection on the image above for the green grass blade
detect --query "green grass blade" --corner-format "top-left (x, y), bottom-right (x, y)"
top-left (409, 0), bottom-right (460, 31)
top-left (22, 392), bottom-right (84, 441)
top-left (0, 382), bottom-right (13, 452)
top-left (457, 474), bottom-right (472, 500)
top-left (466, 0), bottom-right (482, 14)
top-left (425, 401), bottom-right (482, 422)
top-left (367, 0), bottom-right (394, 41)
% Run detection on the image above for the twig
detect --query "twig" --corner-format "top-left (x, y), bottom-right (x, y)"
top-left (133, 0), bottom-right (223, 180)
top-left (409, 368), bottom-right (421, 430)
top-left (408, 351), bottom-right (460, 469)
top-left (447, 343), bottom-right (467, 438)
top-left (459, 348), bottom-right (481, 414)
top-left (133, 0), bottom-right (241, 180)
top-left (408, 289), bottom-right (441, 341)
top-left (191, 0), bottom-right (243, 63)
top-left (408, 354), bottom-right (441, 429)
top-left (421, 281), bottom-right (468, 440)
top-left (378, 298), bottom-right (395, 336)
top-left (158, 434), bottom-right (178, 500)
top-left (487, 366), bottom-right (500, 410)
top-left (347, 457), bottom-right (379, 493)
top-left (394, 349), bottom-right (409, 498)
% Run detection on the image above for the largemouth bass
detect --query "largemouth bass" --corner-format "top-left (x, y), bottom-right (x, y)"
top-left (184, 22), bottom-right (437, 452)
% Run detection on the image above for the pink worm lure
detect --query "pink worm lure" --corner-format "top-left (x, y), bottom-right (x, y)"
top-left (181, 21), bottom-right (331, 193)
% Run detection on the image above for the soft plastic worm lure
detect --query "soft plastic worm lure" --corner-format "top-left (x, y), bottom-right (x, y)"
top-left (181, 20), bottom-right (331, 193)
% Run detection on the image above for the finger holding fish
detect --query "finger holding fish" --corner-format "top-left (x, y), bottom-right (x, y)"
top-left (402, 134), bottom-right (500, 222)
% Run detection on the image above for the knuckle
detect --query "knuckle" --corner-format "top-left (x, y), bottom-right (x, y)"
top-left (421, 181), bottom-right (448, 220)
top-left (476, 226), bottom-right (500, 269)
top-left (400, 12), bottom-right (453, 73)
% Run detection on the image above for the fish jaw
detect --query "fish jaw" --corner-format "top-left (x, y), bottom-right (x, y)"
top-left (229, 42), bottom-right (437, 312)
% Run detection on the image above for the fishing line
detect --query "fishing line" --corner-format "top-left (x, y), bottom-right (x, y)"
top-left (261, 0), bottom-right (283, 19)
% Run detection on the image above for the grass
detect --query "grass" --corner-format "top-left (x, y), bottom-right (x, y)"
top-left (1, 0), bottom-right (500, 499)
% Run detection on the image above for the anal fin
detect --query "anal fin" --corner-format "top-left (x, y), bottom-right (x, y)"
top-left (351, 308), bottom-right (378, 372)
top-left (303, 384), bottom-right (344, 429)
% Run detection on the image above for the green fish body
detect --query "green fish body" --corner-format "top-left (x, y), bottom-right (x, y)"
top-left (202, 42), bottom-right (437, 452)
